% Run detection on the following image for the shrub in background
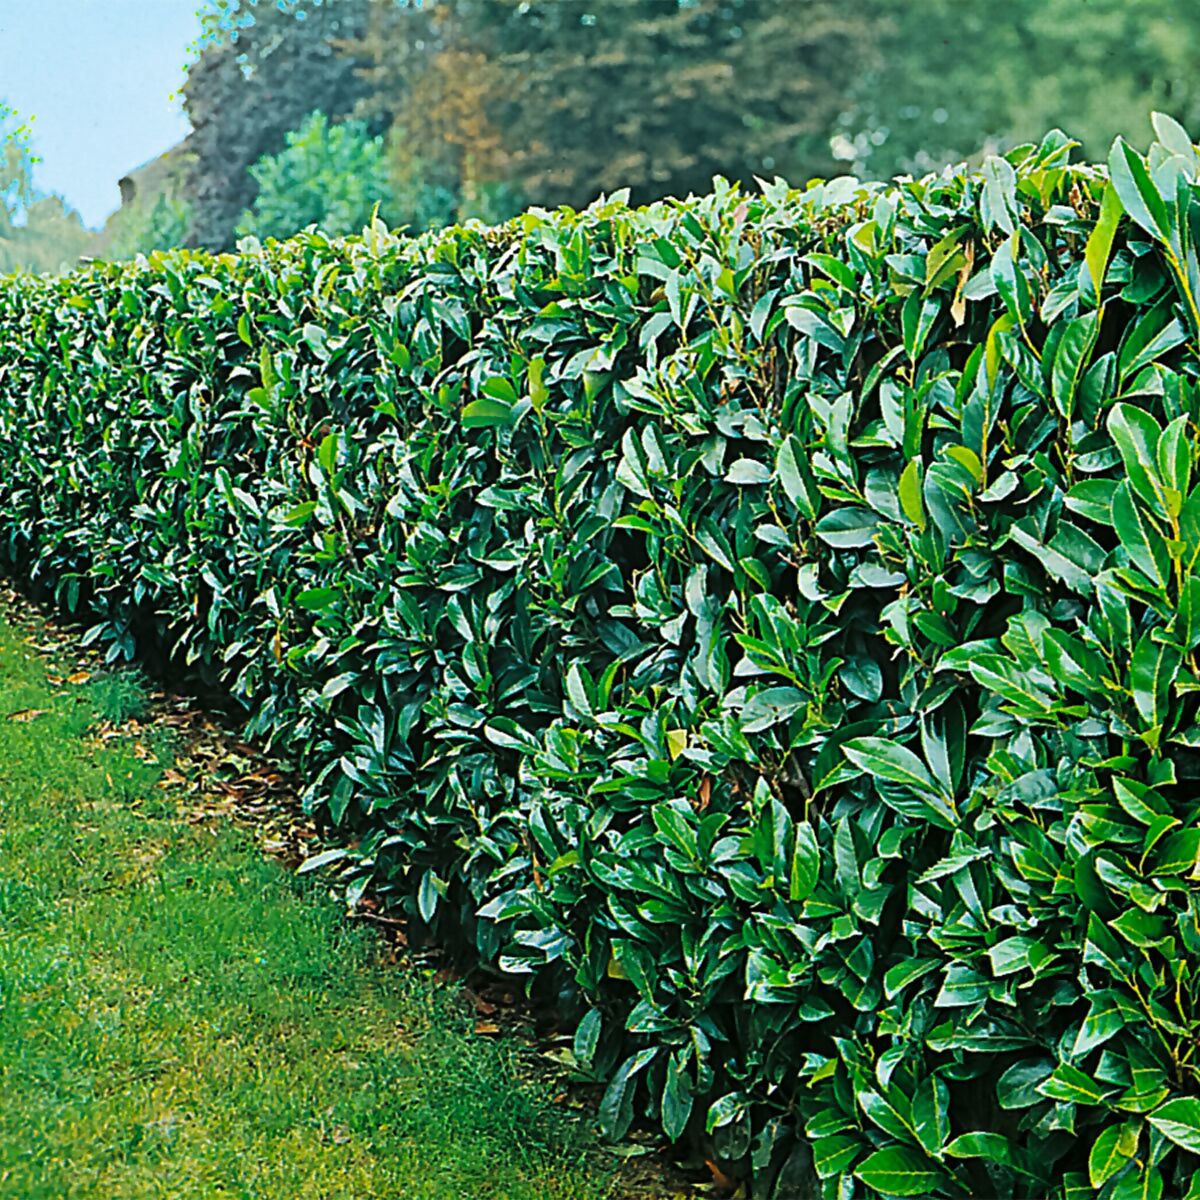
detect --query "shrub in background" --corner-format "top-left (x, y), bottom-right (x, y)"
top-left (236, 110), bottom-right (393, 241)
top-left (3, 117), bottom-right (1200, 1198)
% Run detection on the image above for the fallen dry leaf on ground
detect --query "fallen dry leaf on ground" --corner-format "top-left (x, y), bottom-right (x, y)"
top-left (6, 708), bottom-right (49, 722)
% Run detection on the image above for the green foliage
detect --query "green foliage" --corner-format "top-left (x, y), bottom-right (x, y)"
top-left (841, 0), bottom-right (1200, 177)
top-left (348, 0), bottom-right (870, 212)
top-left (0, 102), bottom-right (35, 221)
top-left (0, 620), bottom-right (610, 1200)
top-left (236, 112), bottom-right (393, 241)
top-left (6, 119), bottom-right (1200, 1197)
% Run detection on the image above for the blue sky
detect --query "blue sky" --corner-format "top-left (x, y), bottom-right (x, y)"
top-left (0, 0), bottom-right (202, 228)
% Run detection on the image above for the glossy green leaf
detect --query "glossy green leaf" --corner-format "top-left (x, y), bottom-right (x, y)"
top-left (1148, 1097), bottom-right (1200, 1153)
top-left (1109, 137), bottom-right (1171, 242)
top-left (854, 1147), bottom-right (945, 1197)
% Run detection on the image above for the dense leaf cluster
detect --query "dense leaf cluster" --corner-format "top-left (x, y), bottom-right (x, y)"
top-left (4, 120), bottom-right (1200, 1198)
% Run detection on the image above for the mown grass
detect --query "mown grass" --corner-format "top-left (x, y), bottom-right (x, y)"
top-left (0, 621), bottom-right (614, 1200)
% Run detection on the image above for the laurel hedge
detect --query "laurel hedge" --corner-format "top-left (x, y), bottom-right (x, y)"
top-left (4, 117), bottom-right (1200, 1198)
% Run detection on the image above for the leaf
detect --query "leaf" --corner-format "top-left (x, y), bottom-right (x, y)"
top-left (302, 322), bottom-right (329, 359)
top-left (1154, 827), bottom-right (1200, 875)
top-left (991, 231), bottom-right (1032, 323)
top-left (812, 1134), bottom-right (860, 1179)
top-left (944, 1131), bottom-right (1013, 1165)
top-left (295, 587), bottom-right (340, 611)
top-left (281, 500), bottom-right (318, 527)
top-left (1131, 631), bottom-right (1182, 729)
top-left (1109, 137), bottom-right (1171, 242)
top-left (1112, 481), bottom-right (1169, 588)
top-left (911, 1074), bottom-right (950, 1156)
top-left (527, 355), bottom-right (549, 411)
top-left (573, 1008), bottom-right (602, 1067)
top-left (842, 737), bottom-right (950, 814)
top-left (898, 458), bottom-right (926, 530)
top-left (997, 1060), bottom-right (1053, 1110)
top-left (1113, 1166), bottom-right (1164, 1200)
top-left (417, 870), bottom-right (441, 922)
top-left (460, 397), bottom-right (513, 428)
top-left (1152, 111), bottom-right (1195, 159)
top-left (481, 376), bottom-right (519, 405)
top-left (317, 432), bottom-right (338, 475)
top-left (902, 293), bottom-right (941, 362)
top-left (616, 427), bottom-right (653, 498)
top-left (599, 1049), bottom-right (656, 1140)
top-left (1107, 403), bottom-right (1166, 513)
top-left (1119, 314), bottom-right (1186, 384)
top-left (565, 663), bottom-right (594, 718)
top-left (1066, 478), bottom-right (1117, 525)
top-left (854, 1147), bottom-right (945, 1197)
top-left (1157, 414), bottom-right (1191, 503)
top-left (789, 822), bottom-right (820, 902)
top-left (725, 458), bottom-right (772, 486)
top-left (776, 435), bottom-right (818, 518)
top-left (298, 847), bottom-right (350, 874)
top-left (841, 656), bottom-right (883, 703)
top-left (661, 1054), bottom-right (693, 1141)
top-left (741, 686), bottom-right (807, 732)
top-left (1051, 312), bottom-right (1099, 419)
top-left (5, 707), bottom-right (49, 723)
top-left (1039, 1062), bottom-right (1109, 1106)
top-left (1086, 181), bottom-right (1123, 299)
top-left (987, 935), bottom-right (1049, 977)
top-left (884, 958), bottom-right (939, 1000)
top-left (814, 508), bottom-right (879, 549)
top-left (1089, 1123), bottom-right (1138, 1187)
top-left (1148, 1097), bottom-right (1200, 1153)
top-left (979, 154), bottom-right (1018, 234)
top-left (706, 1091), bottom-right (747, 1132)
top-left (1073, 991), bottom-right (1129, 1056)
top-left (923, 460), bottom-right (975, 542)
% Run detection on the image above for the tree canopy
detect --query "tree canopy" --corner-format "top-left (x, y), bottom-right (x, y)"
top-left (839, 0), bottom-right (1200, 177)
top-left (172, 0), bottom-right (1200, 250)
top-left (346, 0), bottom-right (871, 214)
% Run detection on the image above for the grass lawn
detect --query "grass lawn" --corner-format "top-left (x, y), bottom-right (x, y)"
top-left (0, 617), bottom-right (617, 1200)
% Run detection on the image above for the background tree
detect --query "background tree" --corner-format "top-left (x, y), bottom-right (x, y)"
top-left (103, 192), bottom-right (193, 260)
top-left (485, 0), bottom-right (873, 207)
top-left (181, 0), bottom-right (373, 248)
top-left (348, 0), bottom-right (875, 214)
top-left (839, 0), bottom-right (1200, 176)
top-left (347, 0), bottom-right (519, 228)
top-left (236, 111), bottom-right (392, 240)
